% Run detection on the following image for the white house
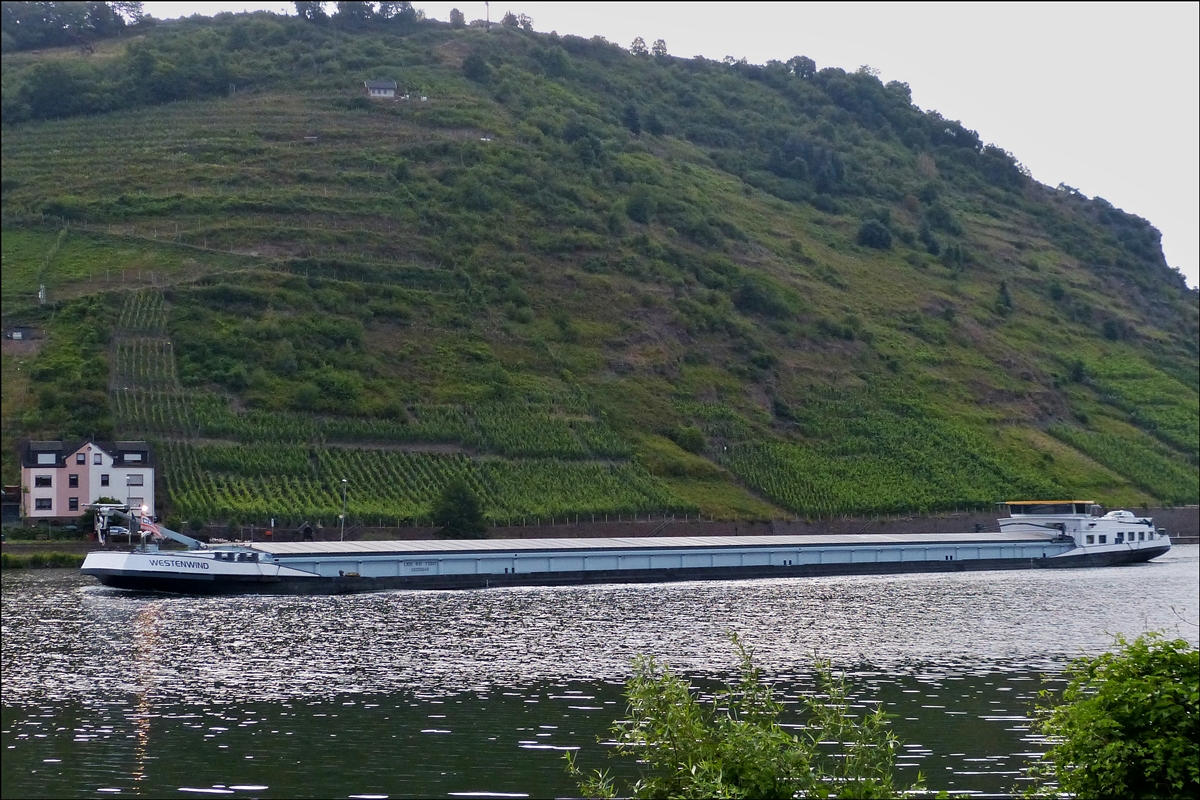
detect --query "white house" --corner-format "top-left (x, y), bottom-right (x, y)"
top-left (364, 79), bottom-right (397, 99)
top-left (21, 440), bottom-right (156, 520)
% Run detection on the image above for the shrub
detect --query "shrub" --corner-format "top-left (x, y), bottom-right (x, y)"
top-left (670, 425), bottom-right (706, 454)
top-left (857, 219), bottom-right (892, 249)
top-left (625, 187), bottom-right (656, 223)
top-left (1027, 633), bottom-right (1199, 799)
top-left (567, 635), bottom-right (922, 799)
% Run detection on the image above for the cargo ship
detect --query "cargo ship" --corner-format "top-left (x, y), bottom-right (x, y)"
top-left (80, 501), bottom-right (1171, 595)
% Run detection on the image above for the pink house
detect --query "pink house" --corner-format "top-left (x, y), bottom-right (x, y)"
top-left (21, 440), bottom-right (156, 520)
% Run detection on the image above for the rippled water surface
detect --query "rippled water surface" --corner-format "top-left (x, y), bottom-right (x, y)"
top-left (3, 546), bottom-right (1196, 797)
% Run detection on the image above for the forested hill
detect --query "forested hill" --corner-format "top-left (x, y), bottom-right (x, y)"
top-left (2, 6), bottom-right (1197, 528)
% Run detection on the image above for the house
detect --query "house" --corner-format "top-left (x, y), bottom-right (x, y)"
top-left (21, 440), bottom-right (156, 521)
top-left (364, 79), bottom-right (397, 99)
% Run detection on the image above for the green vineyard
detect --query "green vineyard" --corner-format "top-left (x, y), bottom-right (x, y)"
top-left (117, 290), bottom-right (168, 335)
top-left (1047, 425), bottom-right (1199, 506)
top-left (701, 392), bottom-right (1064, 516)
top-left (114, 340), bottom-right (182, 392)
top-left (157, 441), bottom-right (693, 525)
top-left (114, 386), bottom-right (632, 458)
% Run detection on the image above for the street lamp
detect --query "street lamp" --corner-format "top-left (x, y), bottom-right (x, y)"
top-left (340, 478), bottom-right (348, 542)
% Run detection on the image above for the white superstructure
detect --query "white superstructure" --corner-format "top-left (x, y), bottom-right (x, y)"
top-left (999, 500), bottom-right (1166, 555)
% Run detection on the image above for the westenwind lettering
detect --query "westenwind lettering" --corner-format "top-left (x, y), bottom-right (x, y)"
top-left (147, 558), bottom-right (210, 570)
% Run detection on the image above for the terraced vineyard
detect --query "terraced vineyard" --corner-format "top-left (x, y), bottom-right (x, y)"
top-left (109, 287), bottom-right (658, 524)
top-left (1047, 424), bottom-right (1198, 505)
top-left (158, 441), bottom-right (692, 525)
top-left (709, 393), bottom-right (1064, 516)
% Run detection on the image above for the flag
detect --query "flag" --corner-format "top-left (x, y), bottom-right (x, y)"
top-left (138, 514), bottom-right (162, 539)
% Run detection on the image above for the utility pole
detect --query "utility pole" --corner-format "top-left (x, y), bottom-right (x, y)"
top-left (340, 479), bottom-right (348, 542)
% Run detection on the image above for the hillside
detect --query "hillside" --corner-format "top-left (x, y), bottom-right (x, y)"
top-left (2, 10), bottom-right (1197, 529)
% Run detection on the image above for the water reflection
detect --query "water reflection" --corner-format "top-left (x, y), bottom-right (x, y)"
top-left (2, 546), bottom-right (1196, 797)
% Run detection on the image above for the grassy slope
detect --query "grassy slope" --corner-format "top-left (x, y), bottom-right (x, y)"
top-left (1, 15), bottom-right (1195, 523)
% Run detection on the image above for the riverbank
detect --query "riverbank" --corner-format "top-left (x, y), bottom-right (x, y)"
top-left (1, 551), bottom-right (85, 569)
top-left (213, 505), bottom-right (1199, 545)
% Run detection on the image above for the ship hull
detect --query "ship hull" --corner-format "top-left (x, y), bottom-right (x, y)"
top-left (84, 542), bottom-right (1171, 596)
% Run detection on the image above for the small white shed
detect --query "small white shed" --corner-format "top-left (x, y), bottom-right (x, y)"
top-left (364, 80), bottom-right (397, 99)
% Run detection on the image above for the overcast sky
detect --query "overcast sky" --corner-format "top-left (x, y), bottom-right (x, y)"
top-left (143, 2), bottom-right (1199, 289)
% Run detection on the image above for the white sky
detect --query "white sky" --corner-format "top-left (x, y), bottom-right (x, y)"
top-left (144, 2), bottom-right (1199, 289)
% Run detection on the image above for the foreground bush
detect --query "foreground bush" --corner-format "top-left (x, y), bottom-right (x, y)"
top-left (1028, 632), bottom-right (1199, 799)
top-left (567, 634), bottom-right (921, 798)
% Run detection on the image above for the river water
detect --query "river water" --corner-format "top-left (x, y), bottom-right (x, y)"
top-left (3, 546), bottom-right (1197, 798)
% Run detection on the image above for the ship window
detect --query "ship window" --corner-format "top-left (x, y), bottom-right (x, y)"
top-left (1086, 535), bottom-right (1094, 544)
top-left (1116, 532), bottom-right (1124, 543)
top-left (1138, 531), bottom-right (1145, 541)
top-left (35, 498), bottom-right (52, 510)
top-left (1098, 535), bottom-right (1107, 544)
top-left (35, 476), bottom-right (52, 487)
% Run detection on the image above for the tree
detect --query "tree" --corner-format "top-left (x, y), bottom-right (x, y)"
top-left (294, 1), bottom-right (328, 21)
top-left (651, 38), bottom-right (667, 58)
top-left (432, 478), bottom-right (487, 539)
top-left (500, 11), bottom-right (518, 27)
top-left (787, 55), bottom-right (816, 78)
top-left (334, 2), bottom-right (373, 23)
top-left (1028, 633), bottom-right (1199, 799)
top-left (516, 13), bottom-right (533, 31)
top-left (567, 635), bottom-right (922, 799)
top-left (448, 7), bottom-right (465, 27)
top-left (621, 103), bottom-right (641, 135)
top-left (462, 52), bottom-right (490, 82)
top-left (629, 36), bottom-right (648, 56)
top-left (1, 2), bottom-right (141, 51)
top-left (996, 280), bottom-right (1014, 315)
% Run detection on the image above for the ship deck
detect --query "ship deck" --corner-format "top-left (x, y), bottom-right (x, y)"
top-left (249, 531), bottom-right (1058, 558)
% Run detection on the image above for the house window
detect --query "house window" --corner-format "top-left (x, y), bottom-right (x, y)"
top-left (69, 474), bottom-right (79, 488)
top-left (35, 476), bottom-right (52, 488)
top-left (37, 453), bottom-right (55, 465)
top-left (125, 453), bottom-right (143, 462)
top-left (127, 474), bottom-right (144, 486)
top-left (94, 453), bottom-right (102, 465)
top-left (69, 497), bottom-right (79, 511)
top-left (35, 498), bottom-right (52, 511)
top-left (128, 497), bottom-right (144, 510)
top-left (76, 453), bottom-right (86, 464)
top-left (100, 474), bottom-right (109, 487)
